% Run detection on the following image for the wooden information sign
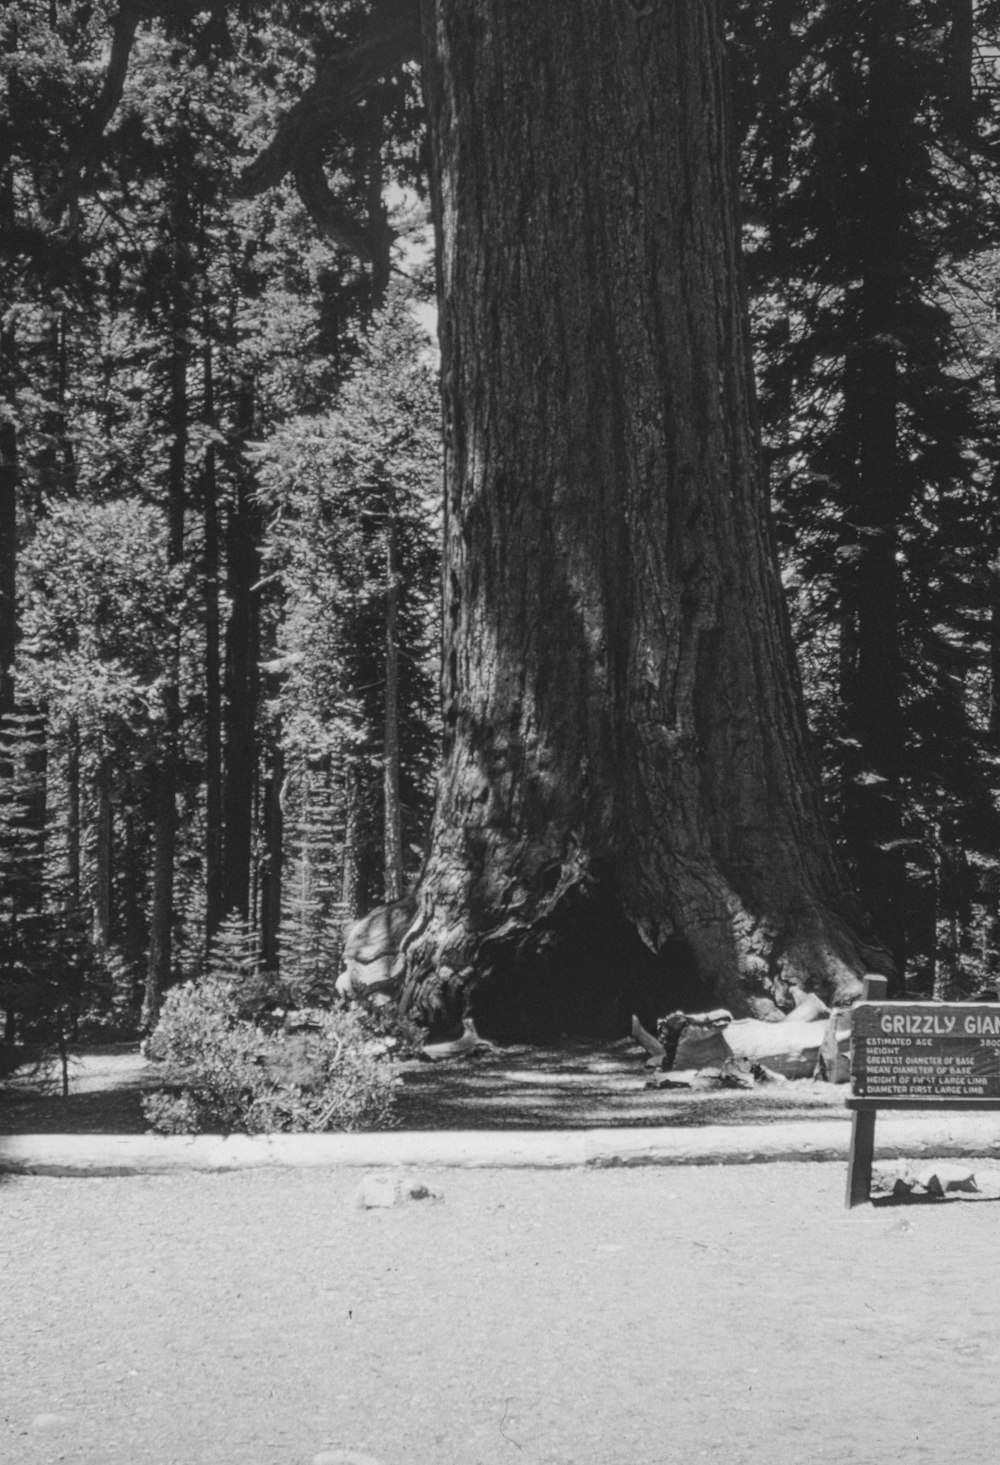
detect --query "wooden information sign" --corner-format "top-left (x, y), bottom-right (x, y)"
top-left (845, 975), bottom-right (1000, 1206)
top-left (852, 1002), bottom-right (1000, 1100)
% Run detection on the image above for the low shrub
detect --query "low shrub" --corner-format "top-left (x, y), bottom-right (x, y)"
top-left (142, 977), bottom-right (397, 1135)
top-left (355, 1001), bottom-right (427, 1059)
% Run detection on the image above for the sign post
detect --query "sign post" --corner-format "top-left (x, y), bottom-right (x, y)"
top-left (845, 974), bottom-right (887, 1208)
top-left (845, 976), bottom-right (1000, 1206)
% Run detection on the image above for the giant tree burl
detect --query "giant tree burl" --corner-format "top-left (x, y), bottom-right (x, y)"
top-left (397, 0), bottom-right (878, 1035)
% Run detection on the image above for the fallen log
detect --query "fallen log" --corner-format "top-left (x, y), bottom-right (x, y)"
top-left (659, 1004), bottom-right (832, 1080)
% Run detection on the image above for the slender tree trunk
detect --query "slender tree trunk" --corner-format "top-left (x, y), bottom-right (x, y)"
top-left (0, 404), bottom-right (16, 724)
top-left (0, 227), bottom-right (17, 722)
top-left (259, 734), bottom-right (284, 973)
top-left (30, 307), bottom-right (73, 504)
top-left (202, 338), bottom-right (224, 950)
top-left (222, 374), bottom-right (260, 921)
top-left (122, 804), bottom-right (145, 999)
top-left (92, 753), bottom-right (113, 951)
top-left (366, 87), bottom-right (393, 313)
top-left (400, 0), bottom-right (875, 1034)
top-left (65, 719), bottom-right (81, 909)
top-left (370, 99), bottom-right (403, 906)
top-left (144, 135), bottom-right (192, 1027)
top-left (754, 0), bottom-right (796, 491)
top-left (8, 709), bottom-right (48, 916)
top-left (144, 756), bottom-right (176, 1028)
top-left (989, 556), bottom-right (1000, 977)
top-left (259, 667), bottom-right (285, 976)
top-left (383, 502), bottom-right (404, 902)
top-left (937, 821), bottom-right (972, 993)
top-left (0, 134), bottom-right (13, 719)
top-left (341, 762), bottom-right (363, 923)
top-left (989, 558), bottom-right (1000, 744)
top-left (932, 832), bottom-right (964, 1001)
top-left (837, 5), bottom-right (909, 974)
top-left (57, 310), bottom-right (75, 489)
top-left (981, 866), bottom-right (1000, 983)
top-left (948, 0), bottom-right (975, 140)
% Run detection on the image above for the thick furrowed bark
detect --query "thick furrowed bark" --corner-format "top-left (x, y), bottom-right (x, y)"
top-left (400, 0), bottom-right (879, 1036)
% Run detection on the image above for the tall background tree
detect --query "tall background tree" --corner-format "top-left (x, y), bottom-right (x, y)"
top-left (731, 0), bottom-right (1000, 997)
top-left (1, 0), bottom-right (437, 1041)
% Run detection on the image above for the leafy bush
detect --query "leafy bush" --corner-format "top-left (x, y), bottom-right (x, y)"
top-left (141, 1089), bottom-right (201, 1135)
top-left (355, 1001), bottom-right (427, 1059)
top-left (142, 977), bottom-right (397, 1134)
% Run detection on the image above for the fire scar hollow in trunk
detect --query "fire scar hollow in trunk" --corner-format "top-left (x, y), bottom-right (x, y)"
top-left (398, 0), bottom-right (880, 1037)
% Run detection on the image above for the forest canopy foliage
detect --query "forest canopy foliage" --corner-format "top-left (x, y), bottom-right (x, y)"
top-left (4, 0), bottom-right (1000, 1051)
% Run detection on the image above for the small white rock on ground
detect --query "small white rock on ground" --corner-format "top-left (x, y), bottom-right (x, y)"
top-left (355, 1173), bottom-right (441, 1208)
top-left (874, 1158), bottom-right (1000, 1197)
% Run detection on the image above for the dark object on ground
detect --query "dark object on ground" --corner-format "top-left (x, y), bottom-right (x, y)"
top-left (646, 1057), bottom-right (788, 1092)
top-left (878, 1162), bottom-right (982, 1199)
top-left (657, 1009), bottom-right (732, 1069)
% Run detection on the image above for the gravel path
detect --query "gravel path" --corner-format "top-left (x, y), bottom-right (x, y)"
top-left (4, 1162), bottom-right (1000, 1465)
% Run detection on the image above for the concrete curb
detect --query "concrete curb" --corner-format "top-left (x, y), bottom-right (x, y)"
top-left (4, 1112), bottom-right (1000, 1176)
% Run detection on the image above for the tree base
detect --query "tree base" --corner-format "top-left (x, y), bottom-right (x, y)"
top-left (463, 885), bottom-right (716, 1043)
top-left (398, 877), bottom-right (873, 1043)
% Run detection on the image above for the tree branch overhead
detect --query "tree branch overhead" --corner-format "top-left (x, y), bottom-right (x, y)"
top-left (236, 0), bottom-right (423, 204)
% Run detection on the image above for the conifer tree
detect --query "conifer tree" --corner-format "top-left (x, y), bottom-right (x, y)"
top-left (732, 0), bottom-right (1000, 987)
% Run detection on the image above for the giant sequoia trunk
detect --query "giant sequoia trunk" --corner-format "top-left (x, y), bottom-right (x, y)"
top-left (400, 0), bottom-right (878, 1035)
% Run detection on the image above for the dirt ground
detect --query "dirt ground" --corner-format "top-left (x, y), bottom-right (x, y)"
top-left (0, 1039), bottom-right (846, 1135)
top-left (4, 1162), bottom-right (1000, 1465)
top-left (6, 1042), bottom-right (999, 1465)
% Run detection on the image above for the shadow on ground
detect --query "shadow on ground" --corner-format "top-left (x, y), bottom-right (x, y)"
top-left (394, 1040), bottom-right (843, 1129)
top-left (0, 1045), bottom-right (153, 1135)
top-left (0, 1038), bottom-right (846, 1135)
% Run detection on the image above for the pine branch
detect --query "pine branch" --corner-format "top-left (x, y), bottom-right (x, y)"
top-left (293, 150), bottom-right (390, 263)
top-left (236, 0), bottom-right (422, 211)
top-left (41, 0), bottom-right (184, 230)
